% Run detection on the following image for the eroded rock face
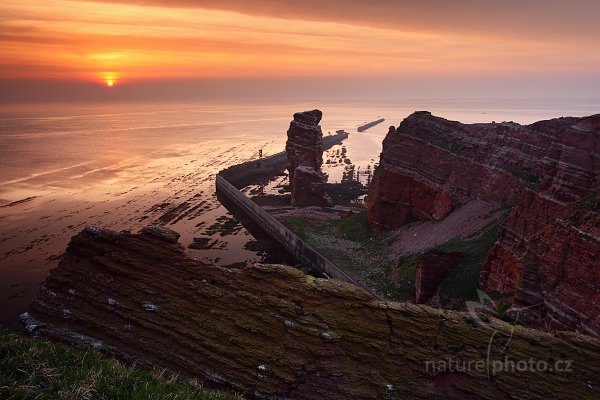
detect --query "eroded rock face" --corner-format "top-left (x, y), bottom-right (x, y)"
top-left (292, 165), bottom-right (332, 207)
top-left (23, 226), bottom-right (600, 399)
top-left (368, 111), bottom-right (600, 336)
top-left (415, 250), bottom-right (463, 304)
top-left (369, 112), bottom-right (539, 230)
top-left (286, 110), bottom-right (332, 206)
top-left (480, 187), bottom-right (600, 336)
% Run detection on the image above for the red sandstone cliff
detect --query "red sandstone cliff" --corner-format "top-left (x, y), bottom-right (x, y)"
top-left (368, 112), bottom-right (600, 336)
top-left (286, 110), bottom-right (333, 207)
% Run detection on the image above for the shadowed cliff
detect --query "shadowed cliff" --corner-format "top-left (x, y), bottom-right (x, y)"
top-left (368, 112), bottom-right (600, 336)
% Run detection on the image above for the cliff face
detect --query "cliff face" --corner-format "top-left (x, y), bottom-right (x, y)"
top-left (286, 110), bottom-right (332, 207)
top-left (369, 111), bottom-right (566, 230)
top-left (23, 226), bottom-right (600, 399)
top-left (480, 185), bottom-right (600, 335)
top-left (368, 112), bottom-right (600, 336)
top-left (415, 250), bottom-right (463, 304)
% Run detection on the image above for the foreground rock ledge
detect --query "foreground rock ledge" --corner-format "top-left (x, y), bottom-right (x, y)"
top-left (24, 226), bottom-right (600, 399)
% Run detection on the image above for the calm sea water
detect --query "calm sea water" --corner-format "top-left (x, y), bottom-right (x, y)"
top-left (0, 98), bottom-right (598, 327)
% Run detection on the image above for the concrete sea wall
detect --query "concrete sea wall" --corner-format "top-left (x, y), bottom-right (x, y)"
top-left (357, 118), bottom-right (385, 132)
top-left (215, 132), bottom-right (380, 297)
top-left (218, 132), bottom-right (348, 186)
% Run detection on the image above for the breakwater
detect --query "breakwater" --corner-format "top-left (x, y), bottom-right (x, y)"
top-left (218, 132), bottom-right (349, 186)
top-left (215, 131), bottom-right (382, 299)
top-left (357, 118), bottom-right (385, 132)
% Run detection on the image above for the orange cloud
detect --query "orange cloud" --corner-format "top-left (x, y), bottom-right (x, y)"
top-left (69, 0), bottom-right (600, 42)
top-left (0, 0), bottom-right (599, 82)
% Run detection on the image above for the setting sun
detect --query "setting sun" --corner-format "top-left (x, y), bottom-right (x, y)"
top-left (101, 72), bottom-right (119, 88)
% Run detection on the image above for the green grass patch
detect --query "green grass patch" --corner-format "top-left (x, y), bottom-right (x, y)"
top-left (281, 209), bottom-right (505, 306)
top-left (373, 254), bottom-right (419, 301)
top-left (326, 211), bottom-right (504, 304)
top-left (0, 329), bottom-right (240, 400)
top-left (282, 211), bottom-right (399, 297)
top-left (334, 211), bottom-right (376, 244)
top-left (281, 217), bottom-right (313, 241)
top-left (436, 138), bottom-right (463, 155)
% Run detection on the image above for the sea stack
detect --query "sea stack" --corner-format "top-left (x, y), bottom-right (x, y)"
top-left (285, 110), bottom-right (333, 207)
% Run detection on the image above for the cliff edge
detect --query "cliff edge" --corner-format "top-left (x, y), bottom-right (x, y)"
top-left (368, 112), bottom-right (600, 336)
top-left (22, 225), bottom-right (600, 399)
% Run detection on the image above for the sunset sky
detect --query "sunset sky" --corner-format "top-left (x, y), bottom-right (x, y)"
top-left (2, 0), bottom-right (600, 102)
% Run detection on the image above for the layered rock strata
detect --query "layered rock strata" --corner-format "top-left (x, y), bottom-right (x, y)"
top-left (479, 186), bottom-right (600, 335)
top-left (286, 110), bottom-right (332, 206)
top-left (23, 226), bottom-right (600, 399)
top-left (368, 111), bottom-right (600, 336)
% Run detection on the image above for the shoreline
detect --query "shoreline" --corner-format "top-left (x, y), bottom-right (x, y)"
top-left (215, 130), bottom-right (382, 298)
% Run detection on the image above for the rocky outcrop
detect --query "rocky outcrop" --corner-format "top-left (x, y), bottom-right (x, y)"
top-left (292, 165), bottom-right (331, 207)
top-left (478, 114), bottom-right (600, 336)
top-left (286, 110), bottom-right (332, 207)
top-left (368, 169), bottom-right (460, 230)
top-left (368, 111), bottom-right (600, 336)
top-left (23, 226), bottom-right (600, 399)
top-left (369, 111), bottom-right (545, 230)
top-left (415, 250), bottom-right (463, 304)
top-left (480, 186), bottom-right (600, 336)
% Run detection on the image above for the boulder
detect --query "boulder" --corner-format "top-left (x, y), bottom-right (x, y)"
top-left (292, 165), bottom-right (333, 207)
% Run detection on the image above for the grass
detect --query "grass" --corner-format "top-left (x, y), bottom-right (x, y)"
top-left (280, 217), bottom-right (312, 241)
top-left (436, 218), bottom-right (504, 307)
top-left (282, 211), bottom-right (400, 297)
top-left (0, 329), bottom-right (240, 400)
top-left (334, 211), bottom-right (375, 244)
top-left (372, 254), bottom-right (419, 300)
top-left (282, 209), bottom-right (505, 306)
top-left (370, 217), bottom-right (503, 305)
top-left (436, 138), bottom-right (463, 155)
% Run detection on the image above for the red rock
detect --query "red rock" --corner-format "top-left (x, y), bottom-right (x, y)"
top-left (368, 112), bottom-right (530, 230)
top-left (368, 169), bottom-right (459, 231)
top-left (286, 110), bottom-right (332, 207)
top-left (415, 250), bottom-right (463, 304)
top-left (292, 166), bottom-right (333, 207)
top-left (22, 226), bottom-right (600, 399)
top-left (480, 187), bottom-right (600, 336)
top-left (368, 111), bottom-right (600, 335)
top-left (478, 114), bottom-right (600, 336)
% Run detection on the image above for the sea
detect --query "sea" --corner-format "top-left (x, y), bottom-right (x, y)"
top-left (1, 98), bottom-right (598, 327)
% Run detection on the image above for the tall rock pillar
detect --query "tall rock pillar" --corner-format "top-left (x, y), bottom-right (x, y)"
top-left (285, 110), bottom-right (333, 207)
